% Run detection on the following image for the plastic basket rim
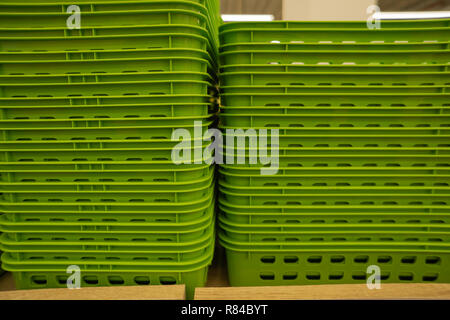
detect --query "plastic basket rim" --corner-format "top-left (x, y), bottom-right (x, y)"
top-left (220, 62), bottom-right (450, 67)
top-left (0, 23), bottom-right (211, 32)
top-left (0, 116), bottom-right (214, 124)
top-left (217, 200), bottom-right (450, 217)
top-left (2, 79), bottom-right (213, 88)
top-left (217, 179), bottom-right (450, 192)
top-left (0, 7), bottom-right (210, 17)
top-left (220, 18), bottom-right (450, 27)
top-left (0, 221), bottom-right (215, 247)
top-left (218, 232), bottom-right (450, 252)
top-left (1, 256), bottom-right (213, 273)
top-left (0, 94), bottom-right (216, 101)
top-left (1, 243), bottom-right (215, 271)
top-left (0, 198), bottom-right (215, 228)
top-left (0, 70), bottom-right (214, 79)
top-left (218, 184), bottom-right (450, 199)
top-left (0, 212), bottom-right (215, 234)
top-left (220, 40), bottom-right (450, 48)
top-left (0, 234), bottom-right (214, 255)
top-left (1, 176), bottom-right (214, 193)
top-left (0, 136), bottom-right (213, 145)
top-left (219, 19), bottom-right (450, 32)
top-left (220, 92), bottom-right (450, 97)
top-left (217, 195), bottom-right (450, 210)
top-left (220, 106), bottom-right (450, 110)
top-left (220, 70), bottom-right (450, 76)
top-left (0, 194), bottom-right (215, 215)
top-left (0, 163), bottom-right (213, 172)
top-left (220, 49), bottom-right (450, 56)
top-left (218, 216), bottom-right (450, 234)
top-left (218, 166), bottom-right (450, 177)
top-left (1, 182), bottom-right (215, 205)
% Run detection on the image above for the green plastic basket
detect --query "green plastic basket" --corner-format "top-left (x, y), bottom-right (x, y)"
top-left (219, 165), bottom-right (450, 187)
top-left (0, 202), bottom-right (214, 232)
top-left (220, 112), bottom-right (450, 127)
top-left (1, 172), bottom-right (214, 202)
top-left (220, 234), bottom-right (450, 287)
top-left (0, 0), bottom-right (221, 42)
top-left (2, 244), bottom-right (214, 269)
top-left (220, 93), bottom-right (450, 108)
top-left (220, 63), bottom-right (450, 74)
top-left (219, 222), bottom-right (450, 245)
top-left (0, 190), bottom-right (215, 226)
top-left (0, 93), bottom-right (214, 109)
top-left (220, 50), bottom-right (450, 66)
top-left (217, 17), bottom-right (450, 290)
top-left (0, 0), bottom-right (220, 291)
top-left (2, 239), bottom-right (212, 264)
top-left (0, 9), bottom-right (219, 58)
top-left (0, 137), bottom-right (212, 150)
top-left (0, 160), bottom-right (211, 172)
top-left (0, 221), bottom-right (214, 252)
top-left (0, 9), bottom-right (208, 28)
top-left (220, 19), bottom-right (450, 31)
top-left (0, 102), bottom-right (214, 120)
top-left (8, 266), bottom-right (209, 300)
top-left (221, 131), bottom-right (450, 146)
top-left (221, 85), bottom-right (449, 95)
top-left (1, 176), bottom-right (215, 203)
top-left (6, 259), bottom-right (211, 299)
top-left (220, 106), bottom-right (450, 116)
top-left (220, 126), bottom-right (450, 137)
top-left (1, 33), bottom-right (211, 52)
top-left (0, 70), bottom-right (214, 85)
top-left (0, 191), bottom-right (215, 226)
top-left (0, 117), bottom-right (213, 141)
top-left (1, 163), bottom-right (213, 182)
top-left (2, 236), bottom-right (214, 298)
top-left (220, 71), bottom-right (450, 86)
top-left (219, 19), bottom-right (450, 43)
top-left (1, 80), bottom-right (211, 97)
top-left (1, 165), bottom-right (213, 188)
top-left (1, 58), bottom-right (213, 78)
top-left (0, 0), bottom-right (210, 12)
top-left (218, 199), bottom-right (450, 226)
top-left (2, 218), bottom-right (214, 243)
top-left (218, 179), bottom-right (450, 197)
top-left (220, 153), bottom-right (450, 169)
top-left (0, 183), bottom-right (215, 213)
top-left (0, 137), bottom-right (212, 151)
top-left (221, 42), bottom-right (450, 52)
top-left (0, 46), bottom-right (211, 62)
top-left (219, 185), bottom-right (449, 207)
top-left (1, 24), bottom-right (212, 39)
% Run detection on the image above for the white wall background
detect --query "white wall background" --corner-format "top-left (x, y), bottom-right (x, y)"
top-left (283, 0), bottom-right (377, 21)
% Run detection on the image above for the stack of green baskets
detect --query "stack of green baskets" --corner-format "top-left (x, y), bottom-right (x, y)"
top-left (0, 0), bottom-right (221, 298)
top-left (219, 20), bottom-right (450, 286)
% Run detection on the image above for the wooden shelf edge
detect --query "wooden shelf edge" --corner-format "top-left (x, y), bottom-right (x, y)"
top-left (0, 284), bottom-right (186, 300)
top-left (195, 283), bottom-right (450, 300)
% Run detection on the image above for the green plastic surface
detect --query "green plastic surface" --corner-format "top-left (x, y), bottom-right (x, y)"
top-left (222, 240), bottom-right (450, 287)
top-left (218, 18), bottom-right (450, 288)
top-left (221, 71), bottom-right (450, 86)
top-left (221, 63), bottom-right (450, 73)
top-left (0, 0), bottom-right (221, 296)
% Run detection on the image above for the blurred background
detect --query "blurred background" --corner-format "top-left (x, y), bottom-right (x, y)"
top-left (220, 0), bottom-right (450, 21)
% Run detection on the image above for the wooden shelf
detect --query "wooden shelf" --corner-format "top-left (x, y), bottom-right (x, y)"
top-left (195, 284), bottom-right (450, 300)
top-left (0, 279), bottom-right (185, 300)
